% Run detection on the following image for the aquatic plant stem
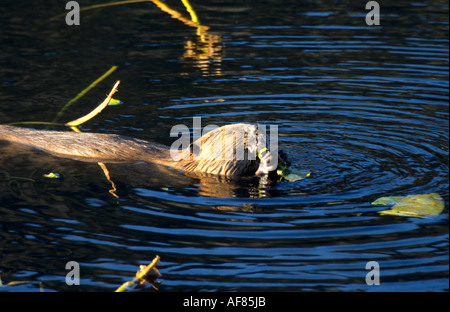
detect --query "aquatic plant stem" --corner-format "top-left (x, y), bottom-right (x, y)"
top-left (181, 0), bottom-right (200, 25)
top-left (65, 80), bottom-right (120, 127)
top-left (52, 66), bottom-right (118, 123)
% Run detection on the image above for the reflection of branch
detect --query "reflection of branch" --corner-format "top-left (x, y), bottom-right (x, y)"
top-left (97, 162), bottom-right (119, 198)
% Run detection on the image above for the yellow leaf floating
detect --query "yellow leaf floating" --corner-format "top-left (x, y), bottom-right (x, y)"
top-left (43, 172), bottom-right (60, 179)
top-left (372, 193), bottom-right (444, 218)
top-left (108, 98), bottom-right (122, 106)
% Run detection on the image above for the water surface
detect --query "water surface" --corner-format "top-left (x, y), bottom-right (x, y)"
top-left (0, 0), bottom-right (448, 291)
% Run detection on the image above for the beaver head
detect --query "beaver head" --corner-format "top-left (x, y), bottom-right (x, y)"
top-left (176, 123), bottom-right (286, 178)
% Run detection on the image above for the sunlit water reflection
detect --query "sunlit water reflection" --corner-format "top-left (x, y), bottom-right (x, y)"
top-left (0, 0), bottom-right (448, 291)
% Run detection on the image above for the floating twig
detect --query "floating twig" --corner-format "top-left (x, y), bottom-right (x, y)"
top-left (0, 278), bottom-right (45, 292)
top-left (115, 255), bottom-right (161, 292)
top-left (65, 80), bottom-right (120, 127)
top-left (181, 0), bottom-right (200, 25)
top-left (53, 66), bottom-right (118, 123)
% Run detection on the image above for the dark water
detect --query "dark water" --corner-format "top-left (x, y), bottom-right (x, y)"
top-left (0, 0), bottom-right (448, 292)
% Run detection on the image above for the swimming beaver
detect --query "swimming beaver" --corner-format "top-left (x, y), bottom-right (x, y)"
top-left (0, 124), bottom-right (280, 177)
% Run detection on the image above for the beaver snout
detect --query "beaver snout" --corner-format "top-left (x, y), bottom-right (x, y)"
top-left (255, 149), bottom-right (278, 176)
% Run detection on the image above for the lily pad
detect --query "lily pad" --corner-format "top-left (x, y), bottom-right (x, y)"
top-left (372, 193), bottom-right (444, 217)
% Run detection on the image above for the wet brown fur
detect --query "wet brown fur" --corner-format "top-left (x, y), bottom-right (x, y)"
top-left (0, 124), bottom-right (261, 176)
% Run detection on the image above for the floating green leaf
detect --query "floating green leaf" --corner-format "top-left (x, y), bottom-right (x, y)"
top-left (108, 98), bottom-right (122, 106)
top-left (372, 193), bottom-right (444, 218)
top-left (43, 172), bottom-right (60, 179)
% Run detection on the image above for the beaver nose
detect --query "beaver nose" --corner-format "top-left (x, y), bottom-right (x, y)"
top-left (255, 150), bottom-right (278, 176)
